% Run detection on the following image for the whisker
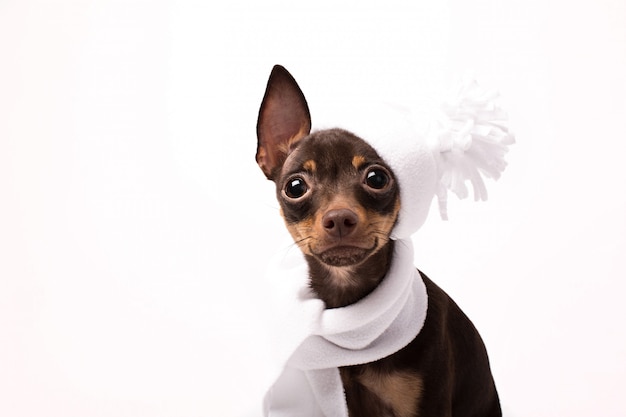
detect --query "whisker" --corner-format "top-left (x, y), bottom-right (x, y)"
top-left (288, 236), bottom-right (313, 251)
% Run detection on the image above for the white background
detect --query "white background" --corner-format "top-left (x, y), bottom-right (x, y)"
top-left (1, 0), bottom-right (625, 416)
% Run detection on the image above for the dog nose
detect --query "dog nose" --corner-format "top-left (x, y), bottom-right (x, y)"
top-left (322, 209), bottom-right (358, 238)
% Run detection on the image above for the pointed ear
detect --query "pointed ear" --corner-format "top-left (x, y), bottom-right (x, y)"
top-left (256, 65), bottom-right (311, 180)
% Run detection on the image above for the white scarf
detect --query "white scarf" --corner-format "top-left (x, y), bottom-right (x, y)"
top-left (263, 238), bottom-right (428, 417)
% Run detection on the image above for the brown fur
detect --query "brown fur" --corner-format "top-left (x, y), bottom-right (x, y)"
top-left (340, 367), bottom-right (424, 417)
top-left (256, 65), bottom-right (501, 417)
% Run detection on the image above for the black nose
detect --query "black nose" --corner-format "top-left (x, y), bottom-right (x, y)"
top-left (322, 209), bottom-right (358, 238)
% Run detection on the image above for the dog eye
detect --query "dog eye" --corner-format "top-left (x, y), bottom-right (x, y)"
top-left (285, 177), bottom-right (308, 199)
top-left (365, 168), bottom-right (389, 190)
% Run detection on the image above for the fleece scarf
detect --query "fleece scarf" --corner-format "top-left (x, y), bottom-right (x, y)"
top-left (263, 238), bottom-right (427, 417)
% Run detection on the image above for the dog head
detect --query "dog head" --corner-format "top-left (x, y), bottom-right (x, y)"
top-left (256, 66), bottom-right (400, 271)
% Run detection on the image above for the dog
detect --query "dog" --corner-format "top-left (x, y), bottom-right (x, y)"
top-left (256, 65), bottom-right (501, 417)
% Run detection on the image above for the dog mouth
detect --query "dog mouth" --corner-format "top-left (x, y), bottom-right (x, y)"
top-left (313, 241), bottom-right (377, 267)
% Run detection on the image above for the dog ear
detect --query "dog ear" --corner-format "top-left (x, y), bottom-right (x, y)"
top-left (256, 65), bottom-right (311, 180)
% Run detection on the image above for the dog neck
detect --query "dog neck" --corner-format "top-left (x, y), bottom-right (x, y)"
top-left (305, 240), bottom-right (395, 309)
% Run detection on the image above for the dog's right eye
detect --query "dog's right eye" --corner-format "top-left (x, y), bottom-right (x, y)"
top-left (285, 177), bottom-right (308, 199)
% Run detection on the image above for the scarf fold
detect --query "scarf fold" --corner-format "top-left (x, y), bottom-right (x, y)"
top-left (263, 239), bottom-right (428, 417)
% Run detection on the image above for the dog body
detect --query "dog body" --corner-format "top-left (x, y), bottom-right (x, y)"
top-left (256, 65), bottom-right (501, 417)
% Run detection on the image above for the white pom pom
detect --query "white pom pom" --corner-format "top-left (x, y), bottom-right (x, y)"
top-left (430, 77), bottom-right (515, 220)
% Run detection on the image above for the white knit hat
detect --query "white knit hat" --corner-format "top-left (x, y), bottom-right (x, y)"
top-left (315, 77), bottom-right (515, 240)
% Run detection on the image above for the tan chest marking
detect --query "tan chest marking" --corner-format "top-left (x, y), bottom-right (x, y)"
top-left (357, 368), bottom-right (423, 417)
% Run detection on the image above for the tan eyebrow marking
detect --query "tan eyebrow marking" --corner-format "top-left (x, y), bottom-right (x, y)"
top-left (303, 159), bottom-right (317, 172)
top-left (352, 155), bottom-right (366, 169)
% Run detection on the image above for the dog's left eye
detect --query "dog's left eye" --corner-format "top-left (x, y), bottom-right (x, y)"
top-left (365, 168), bottom-right (390, 190)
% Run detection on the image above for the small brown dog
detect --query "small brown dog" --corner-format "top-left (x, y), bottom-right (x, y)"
top-left (256, 65), bottom-right (501, 417)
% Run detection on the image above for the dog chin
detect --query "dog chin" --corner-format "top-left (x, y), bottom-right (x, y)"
top-left (317, 246), bottom-right (373, 267)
